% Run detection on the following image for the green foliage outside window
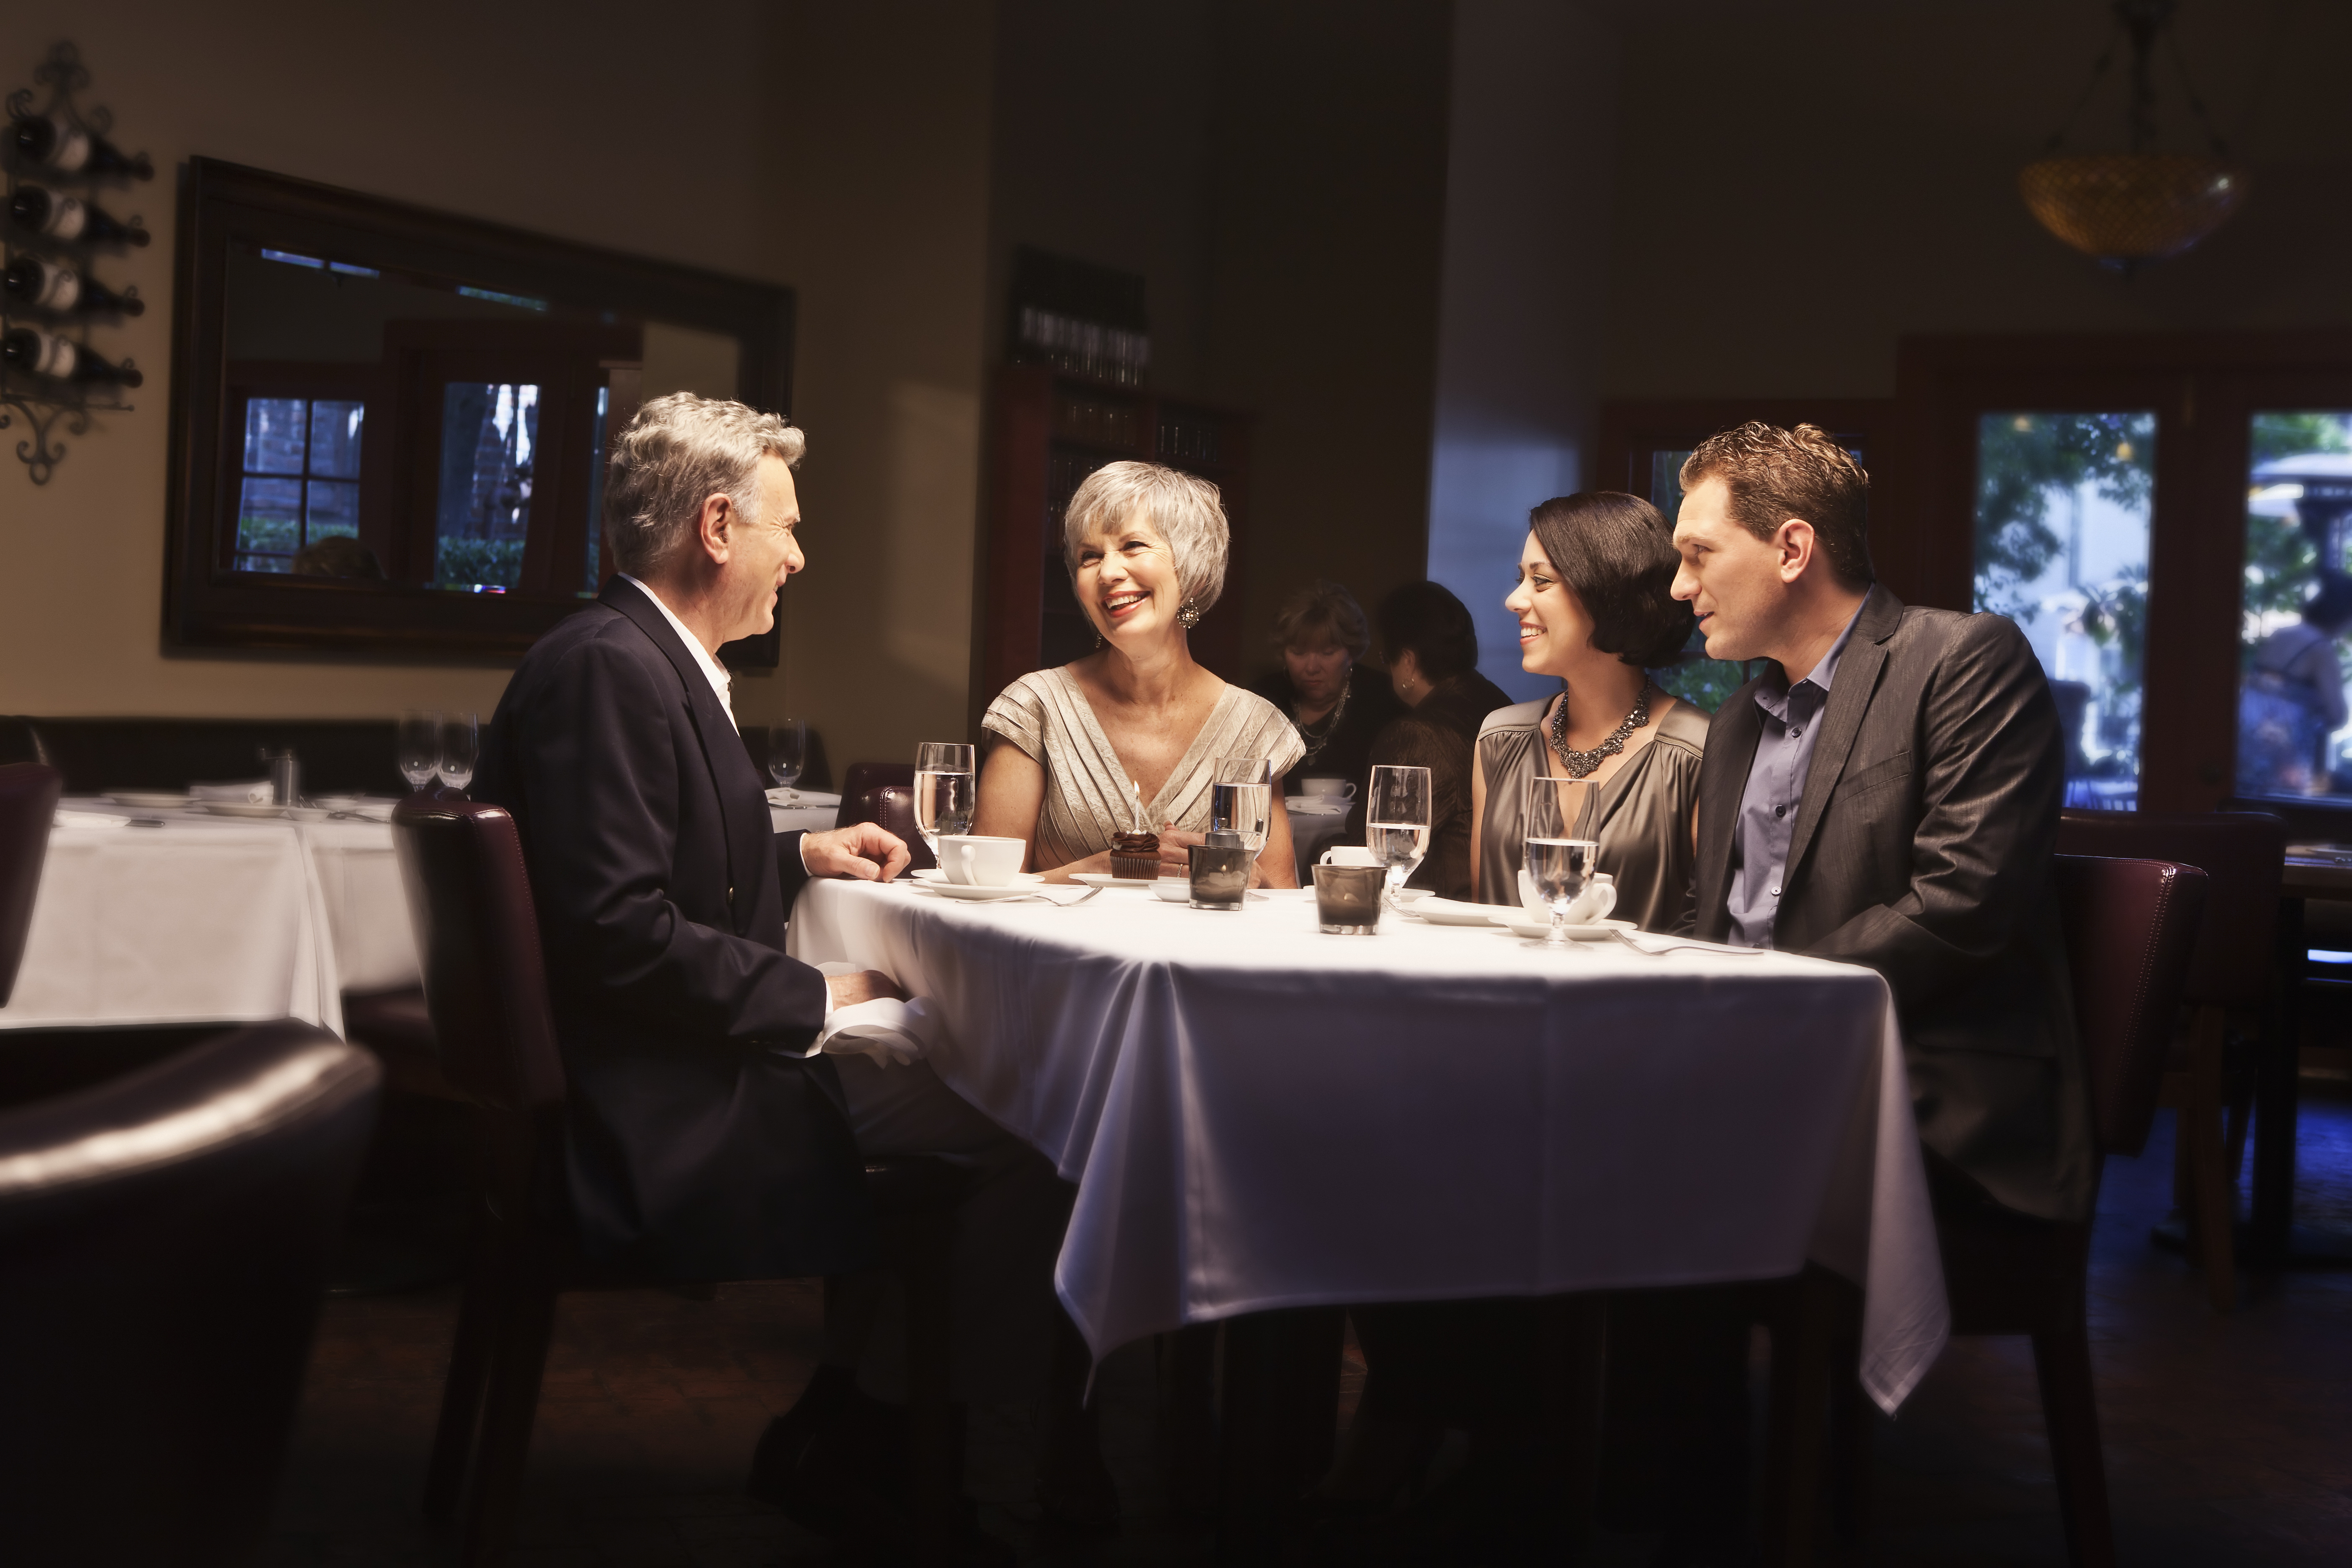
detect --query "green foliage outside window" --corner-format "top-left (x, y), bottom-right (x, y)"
top-left (433, 538), bottom-right (525, 589)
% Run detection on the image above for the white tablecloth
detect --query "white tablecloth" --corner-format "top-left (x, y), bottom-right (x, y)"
top-left (0, 803), bottom-right (422, 1038)
top-left (788, 879), bottom-right (1949, 1413)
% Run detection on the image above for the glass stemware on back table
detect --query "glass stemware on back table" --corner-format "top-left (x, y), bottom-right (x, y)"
top-left (397, 710), bottom-right (440, 794)
top-left (1522, 778), bottom-right (1597, 948)
top-left (762, 718), bottom-right (810, 798)
top-left (438, 711), bottom-right (479, 795)
top-left (914, 742), bottom-right (977, 863)
top-left (1366, 763), bottom-right (1432, 907)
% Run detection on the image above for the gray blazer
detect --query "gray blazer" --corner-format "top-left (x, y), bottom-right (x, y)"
top-left (1691, 583), bottom-right (2096, 1222)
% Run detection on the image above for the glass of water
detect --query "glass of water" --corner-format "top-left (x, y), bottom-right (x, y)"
top-left (913, 742), bottom-right (976, 862)
top-left (1522, 782), bottom-right (1596, 947)
top-left (765, 718), bottom-right (809, 797)
top-left (1210, 755), bottom-right (1274, 857)
top-left (438, 711), bottom-right (480, 795)
top-left (397, 710), bottom-right (440, 794)
top-left (1366, 764), bottom-right (1431, 906)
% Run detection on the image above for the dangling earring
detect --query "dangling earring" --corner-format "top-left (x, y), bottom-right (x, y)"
top-left (1177, 598), bottom-right (1202, 630)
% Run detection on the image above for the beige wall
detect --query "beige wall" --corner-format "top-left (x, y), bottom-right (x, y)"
top-left (1601, 0), bottom-right (2352, 400)
top-left (0, 1), bottom-right (995, 778)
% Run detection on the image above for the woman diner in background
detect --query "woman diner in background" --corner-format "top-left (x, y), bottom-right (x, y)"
top-left (1471, 491), bottom-right (1705, 931)
top-left (975, 461), bottom-right (1304, 884)
top-left (1250, 579), bottom-right (1404, 796)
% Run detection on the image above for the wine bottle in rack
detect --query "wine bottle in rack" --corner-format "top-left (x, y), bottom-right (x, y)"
top-left (7, 184), bottom-right (149, 246)
top-left (1, 255), bottom-right (142, 316)
top-left (1, 326), bottom-right (143, 389)
top-left (9, 111), bottom-right (153, 179)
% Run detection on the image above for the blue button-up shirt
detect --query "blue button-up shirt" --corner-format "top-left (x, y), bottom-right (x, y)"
top-left (1727, 605), bottom-right (1864, 948)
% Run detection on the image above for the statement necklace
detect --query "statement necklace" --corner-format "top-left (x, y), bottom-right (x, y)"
top-left (1548, 686), bottom-right (1651, 779)
top-left (1293, 678), bottom-right (1351, 765)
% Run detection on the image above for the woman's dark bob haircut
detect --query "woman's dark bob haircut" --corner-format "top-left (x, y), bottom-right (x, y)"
top-left (1526, 491), bottom-right (1690, 669)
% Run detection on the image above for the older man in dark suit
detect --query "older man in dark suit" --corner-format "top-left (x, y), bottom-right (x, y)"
top-left (476, 393), bottom-right (1084, 1542)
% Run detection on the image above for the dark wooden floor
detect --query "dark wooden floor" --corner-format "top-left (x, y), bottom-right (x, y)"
top-left (262, 1090), bottom-right (2352, 1566)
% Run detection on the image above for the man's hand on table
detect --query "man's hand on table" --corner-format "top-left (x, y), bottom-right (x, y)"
top-left (826, 969), bottom-right (908, 1009)
top-left (802, 823), bottom-right (911, 882)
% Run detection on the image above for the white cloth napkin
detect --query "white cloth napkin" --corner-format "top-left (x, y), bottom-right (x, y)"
top-left (808, 961), bottom-right (944, 1068)
top-left (768, 788), bottom-right (843, 808)
top-left (192, 779), bottom-right (272, 803)
top-left (50, 810), bottom-right (131, 831)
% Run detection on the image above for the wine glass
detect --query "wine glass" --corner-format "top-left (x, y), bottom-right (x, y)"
top-left (1522, 781), bottom-right (1597, 948)
top-left (765, 718), bottom-right (810, 798)
top-left (1210, 755), bottom-right (1274, 857)
top-left (438, 711), bottom-right (480, 795)
top-left (397, 710), bottom-right (440, 795)
top-left (913, 741), bottom-right (976, 863)
top-left (1366, 764), bottom-right (1432, 906)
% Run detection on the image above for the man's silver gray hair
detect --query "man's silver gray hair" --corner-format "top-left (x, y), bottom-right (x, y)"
top-left (1061, 460), bottom-right (1231, 614)
top-left (603, 392), bottom-right (805, 577)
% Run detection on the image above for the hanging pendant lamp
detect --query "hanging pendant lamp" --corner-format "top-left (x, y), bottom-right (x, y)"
top-left (2019, 0), bottom-right (2246, 273)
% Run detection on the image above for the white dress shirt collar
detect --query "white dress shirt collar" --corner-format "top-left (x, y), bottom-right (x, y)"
top-left (619, 574), bottom-right (736, 732)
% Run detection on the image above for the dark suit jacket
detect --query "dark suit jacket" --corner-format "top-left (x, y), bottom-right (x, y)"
top-left (1692, 583), bottom-right (2095, 1222)
top-left (475, 577), bottom-right (871, 1279)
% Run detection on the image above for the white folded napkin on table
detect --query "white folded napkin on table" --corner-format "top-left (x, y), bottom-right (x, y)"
top-left (806, 961), bottom-right (945, 1068)
top-left (767, 788), bottom-right (843, 808)
top-left (50, 809), bottom-right (131, 831)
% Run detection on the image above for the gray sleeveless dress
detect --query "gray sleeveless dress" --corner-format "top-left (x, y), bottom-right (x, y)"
top-left (983, 665), bottom-right (1306, 872)
top-left (1473, 696), bottom-right (1708, 932)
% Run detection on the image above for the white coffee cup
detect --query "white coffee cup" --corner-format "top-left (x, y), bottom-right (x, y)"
top-left (1519, 868), bottom-right (1615, 923)
top-left (1320, 844), bottom-right (1380, 868)
top-left (1300, 777), bottom-right (1356, 801)
top-left (937, 834), bottom-right (1025, 886)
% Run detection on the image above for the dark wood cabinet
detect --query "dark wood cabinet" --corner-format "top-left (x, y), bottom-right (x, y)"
top-left (975, 365), bottom-right (1254, 723)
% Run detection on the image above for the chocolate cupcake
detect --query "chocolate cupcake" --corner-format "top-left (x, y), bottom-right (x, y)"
top-left (1110, 829), bottom-right (1161, 881)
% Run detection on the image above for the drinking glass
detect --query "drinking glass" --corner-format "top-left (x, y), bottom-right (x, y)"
top-left (1522, 782), bottom-right (1597, 948)
top-left (1365, 764), bottom-right (1432, 906)
top-left (765, 718), bottom-right (809, 797)
top-left (437, 712), bottom-right (480, 795)
top-left (1210, 755), bottom-right (1274, 857)
top-left (397, 710), bottom-right (440, 794)
top-left (913, 741), bottom-right (977, 862)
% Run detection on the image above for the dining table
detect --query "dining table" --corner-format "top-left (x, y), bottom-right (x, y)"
top-left (2, 790), bottom-right (844, 1041)
top-left (2262, 842), bottom-right (2352, 1265)
top-left (785, 876), bottom-right (1949, 1419)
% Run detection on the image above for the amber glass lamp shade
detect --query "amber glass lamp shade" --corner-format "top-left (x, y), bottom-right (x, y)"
top-left (2018, 153), bottom-right (2247, 269)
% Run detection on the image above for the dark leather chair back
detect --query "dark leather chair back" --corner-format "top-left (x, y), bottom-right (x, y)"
top-left (2054, 855), bottom-right (2208, 1159)
top-left (391, 796), bottom-right (566, 1115)
top-left (836, 762), bottom-right (938, 872)
top-left (0, 762), bottom-right (62, 1006)
top-left (2055, 810), bottom-right (2280, 1009)
top-left (0, 1019), bottom-right (379, 1562)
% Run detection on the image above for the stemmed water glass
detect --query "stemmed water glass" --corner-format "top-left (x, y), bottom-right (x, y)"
top-left (397, 710), bottom-right (440, 795)
top-left (764, 718), bottom-right (810, 799)
top-left (438, 712), bottom-right (480, 796)
top-left (1210, 756), bottom-right (1274, 859)
top-left (1366, 764), bottom-right (1432, 906)
top-left (1522, 781), bottom-right (1597, 947)
top-left (913, 742), bottom-right (976, 864)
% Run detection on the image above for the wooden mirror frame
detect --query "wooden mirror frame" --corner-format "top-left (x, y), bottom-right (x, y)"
top-left (163, 157), bottom-right (795, 661)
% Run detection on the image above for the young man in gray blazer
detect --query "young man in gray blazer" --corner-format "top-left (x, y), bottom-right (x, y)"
top-left (1641, 423), bottom-right (2093, 1563)
top-left (1671, 421), bottom-right (2093, 1223)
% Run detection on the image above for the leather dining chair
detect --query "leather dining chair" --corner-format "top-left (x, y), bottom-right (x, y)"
top-left (0, 1018), bottom-right (382, 1564)
top-left (0, 761), bottom-right (62, 1006)
top-left (1826, 855), bottom-right (2205, 1568)
top-left (390, 796), bottom-right (967, 1566)
top-left (836, 760), bottom-right (939, 872)
top-left (2055, 809), bottom-right (2283, 1310)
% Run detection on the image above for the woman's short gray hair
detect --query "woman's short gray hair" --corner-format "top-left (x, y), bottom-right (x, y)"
top-left (1062, 460), bottom-right (1231, 615)
top-left (603, 392), bottom-right (805, 577)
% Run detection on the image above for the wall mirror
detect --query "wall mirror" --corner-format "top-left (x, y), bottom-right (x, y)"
top-left (166, 158), bottom-right (793, 661)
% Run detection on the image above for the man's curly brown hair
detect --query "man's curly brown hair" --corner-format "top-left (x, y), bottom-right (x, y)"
top-left (1679, 422), bottom-right (1872, 589)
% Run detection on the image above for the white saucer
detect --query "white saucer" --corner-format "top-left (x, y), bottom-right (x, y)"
top-left (912, 868), bottom-right (1041, 885)
top-left (1407, 898), bottom-right (1504, 927)
top-left (1071, 873), bottom-right (1159, 889)
top-left (923, 882), bottom-right (1044, 902)
top-left (1285, 798), bottom-right (1350, 817)
top-left (1498, 916), bottom-right (1636, 941)
top-left (101, 790), bottom-right (193, 810)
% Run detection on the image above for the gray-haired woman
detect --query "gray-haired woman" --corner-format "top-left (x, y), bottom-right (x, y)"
top-left (975, 460), bottom-right (1304, 884)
